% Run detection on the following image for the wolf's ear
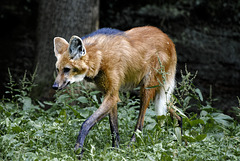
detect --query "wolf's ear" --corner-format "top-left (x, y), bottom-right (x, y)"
top-left (68, 35), bottom-right (86, 59)
top-left (54, 37), bottom-right (69, 58)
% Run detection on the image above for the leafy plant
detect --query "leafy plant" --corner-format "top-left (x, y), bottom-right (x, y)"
top-left (0, 68), bottom-right (239, 160)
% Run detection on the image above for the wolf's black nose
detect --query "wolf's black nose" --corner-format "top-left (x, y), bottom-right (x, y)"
top-left (52, 82), bottom-right (59, 90)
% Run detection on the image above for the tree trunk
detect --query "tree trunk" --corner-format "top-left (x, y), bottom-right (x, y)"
top-left (32, 0), bottom-right (99, 100)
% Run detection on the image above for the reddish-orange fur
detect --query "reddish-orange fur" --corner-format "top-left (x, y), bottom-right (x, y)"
top-left (53, 26), bottom-right (179, 154)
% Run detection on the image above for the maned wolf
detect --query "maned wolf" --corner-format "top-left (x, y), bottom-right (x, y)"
top-left (52, 26), bottom-right (180, 154)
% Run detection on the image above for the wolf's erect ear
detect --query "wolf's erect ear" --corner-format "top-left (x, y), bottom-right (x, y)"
top-left (54, 37), bottom-right (69, 58)
top-left (68, 36), bottom-right (86, 60)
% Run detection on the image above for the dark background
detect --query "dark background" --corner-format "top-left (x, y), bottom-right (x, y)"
top-left (0, 0), bottom-right (239, 116)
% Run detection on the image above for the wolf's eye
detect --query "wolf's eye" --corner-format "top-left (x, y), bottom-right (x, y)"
top-left (63, 67), bottom-right (71, 73)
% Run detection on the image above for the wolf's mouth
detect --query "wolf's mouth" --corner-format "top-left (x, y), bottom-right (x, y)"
top-left (59, 81), bottom-right (70, 90)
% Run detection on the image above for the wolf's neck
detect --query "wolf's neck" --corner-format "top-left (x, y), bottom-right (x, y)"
top-left (85, 45), bottom-right (102, 79)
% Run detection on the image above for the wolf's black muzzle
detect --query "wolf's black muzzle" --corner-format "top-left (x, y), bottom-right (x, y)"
top-left (52, 82), bottom-right (59, 90)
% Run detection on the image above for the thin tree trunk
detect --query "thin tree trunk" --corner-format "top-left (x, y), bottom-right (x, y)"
top-left (32, 0), bottom-right (99, 100)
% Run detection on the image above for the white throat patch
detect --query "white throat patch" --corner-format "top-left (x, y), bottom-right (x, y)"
top-left (70, 74), bottom-right (86, 83)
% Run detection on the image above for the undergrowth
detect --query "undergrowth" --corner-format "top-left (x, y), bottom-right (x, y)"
top-left (0, 68), bottom-right (240, 160)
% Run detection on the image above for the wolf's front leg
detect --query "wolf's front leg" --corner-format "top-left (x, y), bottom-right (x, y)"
top-left (74, 93), bottom-right (119, 155)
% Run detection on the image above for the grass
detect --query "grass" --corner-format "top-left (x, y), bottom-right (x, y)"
top-left (0, 69), bottom-right (240, 160)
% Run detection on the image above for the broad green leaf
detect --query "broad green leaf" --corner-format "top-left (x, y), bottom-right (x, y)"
top-left (79, 109), bottom-right (89, 118)
top-left (145, 122), bottom-right (157, 130)
top-left (22, 97), bottom-right (32, 111)
top-left (90, 91), bottom-right (101, 96)
top-left (92, 94), bottom-right (98, 104)
top-left (144, 116), bottom-right (156, 123)
top-left (195, 88), bottom-right (203, 101)
top-left (2, 134), bottom-right (17, 143)
top-left (77, 96), bottom-right (88, 104)
top-left (43, 101), bottom-right (54, 105)
top-left (212, 113), bottom-right (233, 126)
top-left (34, 130), bottom-right (44, 137)
top-left (200, 110), bottom-right (208, 118)
top-left (14, 117), bottom-right (23, 125)
top-left (189, 119), bottom-right (205, 127)
top-left (202, 104), bottom-right (213, 110)
top-left (183, 96), bottom-right (191, 108)
top-left (23, 152), bottom-right (37, 160)
top-left (5, 102), bottom-right (15, 110)
top-left (37, 100), bottom-right (45, 108)
top-left (195, 134), bottom-right (207, 141)
top-left (175, 127), bottom-right (182, 143)
top-left (57, 94), bottom-right (70, 103)
top-left (182, 135), bottom-right (196, 142)
top-left (67, 105), bottom-right (81, 118)
top-left (5, 117), bottom-right (11, 127)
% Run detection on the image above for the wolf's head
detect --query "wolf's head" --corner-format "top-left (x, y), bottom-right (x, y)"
top-left (52, 36), bottom-right (88, 90)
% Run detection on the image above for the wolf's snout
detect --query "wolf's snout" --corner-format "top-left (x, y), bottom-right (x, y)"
top-left (52, 82), bottom-right (59, 90)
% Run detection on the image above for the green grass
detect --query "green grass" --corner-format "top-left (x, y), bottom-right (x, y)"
top-left (0, 69), bottom-right (240, 160)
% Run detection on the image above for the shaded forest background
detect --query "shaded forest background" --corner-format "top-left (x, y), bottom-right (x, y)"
top-left (0, 0), bottom-right (239, 116)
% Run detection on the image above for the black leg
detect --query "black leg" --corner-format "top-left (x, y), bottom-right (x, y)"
top-left (109, 105), bottom-right (120, 148)
top-left (74, 94), bottom-right (118, 154)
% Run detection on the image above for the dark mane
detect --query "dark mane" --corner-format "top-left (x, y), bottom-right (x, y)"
top-left (82, 28), bottom-right (124, 39)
